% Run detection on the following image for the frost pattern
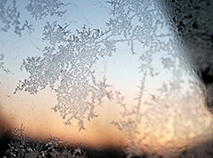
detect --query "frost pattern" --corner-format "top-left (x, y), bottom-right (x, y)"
top-left (112, 78), bottom-right (146, 158)
top-left (25, 0), bottom-right (67, 20)
top-left (0, 0), bottom-right (33, 36)
top-left (107, 0), bottom-right (213, 157)
top-left (6, 124), bottom-right (87, 158)
top-left (0, 53), bottom-right (10, 74)
top-left (107, 1), bottom-right (173, 156)
top-left (159, 0), bottom-right (213, 72)
top-left (15, 23), bottom-right (115, 131)
top-left (9, 0), bottom-right (213, 157)
top-left (159, 0), bottom-right (213, 113)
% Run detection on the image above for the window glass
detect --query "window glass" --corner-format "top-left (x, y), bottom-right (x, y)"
top-left (0, 0), bottom-right (213, 157)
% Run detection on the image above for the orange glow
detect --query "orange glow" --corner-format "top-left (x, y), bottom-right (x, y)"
top-left (1, 83), bottom-right (213, 154)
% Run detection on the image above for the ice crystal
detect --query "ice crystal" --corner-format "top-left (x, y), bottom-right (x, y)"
top-left (25, 0), bottom-right (67, 20)
top-left (42, 21), bottom-right (69, 47)
top-left (0, 0), bottom-right (33, 36)
top-left (15, 23), bottom-right (115, 131)
top-left (6, 125), bottom-right (87, 158)
top-left (0, 53), bottom-right (10, 74)
top-left (6, 0), bottom-right (213, 157)
top-left (108, 0), bottom-right (213, 157)
top-left (107, 0), bottom-right (174, 156)
top-left (106, 0), bottom-right (179, 76)
top-left (112, 71), bottom-right (147, 158)
top-left (6, 124), bottom-right (30, 157)
top-left (14, 0), bottom-right (178, 133)
top-left (159, 0), bottom-right (213, 113)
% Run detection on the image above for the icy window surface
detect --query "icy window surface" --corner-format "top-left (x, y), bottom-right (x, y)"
top-left (14, 23), bottom-right (115, 130)
top-left (0, 53), bottom-right (10, 74)
top-left (0, 0), bottom-right (33, 36)
top-left (0, 0), bottom-right (213, 158)
top-left (25, 0), bottom-right (67, 20)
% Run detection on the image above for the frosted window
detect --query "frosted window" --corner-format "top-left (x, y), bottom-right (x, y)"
top-left (0, 0), bottom-right (212, 157)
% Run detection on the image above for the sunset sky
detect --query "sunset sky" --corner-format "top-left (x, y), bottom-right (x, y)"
top-left (0, 0), bottom-right (213, 155)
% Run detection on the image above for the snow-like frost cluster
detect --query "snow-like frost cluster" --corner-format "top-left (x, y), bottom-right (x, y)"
top-left (159, 0), bottom-right (213, 114)
top-left (2, 0), bottom-right (212, 157)
top-left (0, 53), bottom-right (10, 74)
top-left (0, 0), bottom-right (66, 36)
top-left (0, 0), bottom-right (33, 36)
top-left (14, 0), bottom-right (183, 135)
top-left (6, 124), bottom-right (87, 158)
top-left (25, 0), bottom-right (67, 20)
top-left (107, 0), bottom-right (213, 157)
top-left (15, 23), bottom-right (115, 130)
